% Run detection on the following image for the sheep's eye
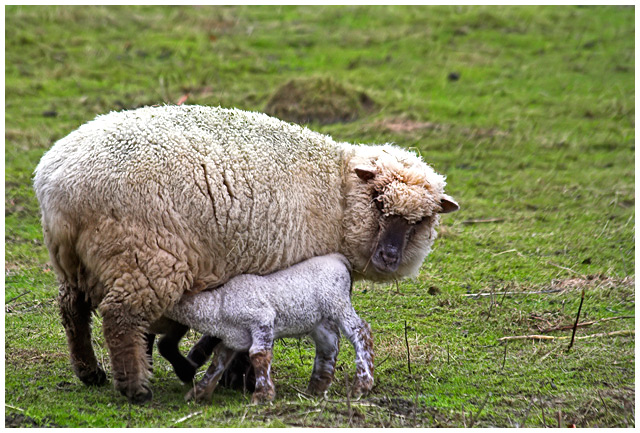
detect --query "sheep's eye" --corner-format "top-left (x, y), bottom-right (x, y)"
top-left (372, 192), bottom-right (384, 212)
top-left (375, 199), bottom-right (384, 212)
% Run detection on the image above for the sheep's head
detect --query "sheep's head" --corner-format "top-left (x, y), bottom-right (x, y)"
top-left (342, 144), bottom-right (459, 282)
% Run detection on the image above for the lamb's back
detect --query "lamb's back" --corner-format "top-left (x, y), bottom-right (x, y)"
top-left (221, 254), bottom-right (353, 336)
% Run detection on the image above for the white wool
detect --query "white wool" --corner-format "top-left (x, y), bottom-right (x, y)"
top-left (165, 254), bottom-right (358, 351)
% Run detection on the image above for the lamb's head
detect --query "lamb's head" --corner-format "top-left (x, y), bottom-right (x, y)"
top-left (342, 144), bottom-right (459, 282)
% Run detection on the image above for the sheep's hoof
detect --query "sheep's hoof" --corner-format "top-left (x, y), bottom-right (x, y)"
top-left (122, 384), bottom-right (153, 405)
top-left (78, 366), bottom-right (107, 387)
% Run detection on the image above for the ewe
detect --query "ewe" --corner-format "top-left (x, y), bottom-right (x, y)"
top-left (34, 105), bottom-right (458, 403)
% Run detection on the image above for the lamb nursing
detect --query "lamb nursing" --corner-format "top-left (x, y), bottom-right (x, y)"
top-left (155, 253), bottom-right (372, 404)
top-left (33, 105), bottom-right (458, 403)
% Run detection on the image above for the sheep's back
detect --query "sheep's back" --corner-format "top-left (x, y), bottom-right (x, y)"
top-left (34, 106), bottom-right (345, 289)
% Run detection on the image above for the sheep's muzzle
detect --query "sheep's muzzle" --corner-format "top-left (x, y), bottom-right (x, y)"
top-left (371, 216), bottom-right (412, 273)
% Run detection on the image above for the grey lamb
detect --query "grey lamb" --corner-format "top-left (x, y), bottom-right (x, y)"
top-left (157, 253), bottom-right (373, 404)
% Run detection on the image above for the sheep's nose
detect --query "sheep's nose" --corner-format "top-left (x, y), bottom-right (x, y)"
top-left (378, 248), bottom-right (399, 266)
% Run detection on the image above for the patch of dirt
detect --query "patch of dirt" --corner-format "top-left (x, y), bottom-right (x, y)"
top-left (6, 348), bottom-right (66, 366)
top-left (376, 119), bottom-right (447, 133)
top-left (374, 396), bottom-right (416, 416)
top-left (264, 77), bottom-right (376, 125)
top-left (373, 117), bottom-right (509, 138)
top-left (5, 413), bottom-right (60, 428)
top-left (550, 275), bottom-right (635, 292)
top-left (565, 387), bottom-right (635, 427)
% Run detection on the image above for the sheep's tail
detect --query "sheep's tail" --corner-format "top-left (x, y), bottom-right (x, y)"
top-left (41, 210), bottom-right (82, 286)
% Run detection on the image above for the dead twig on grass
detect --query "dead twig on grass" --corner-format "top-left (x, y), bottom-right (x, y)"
top-left (498, 329), bottom-right (634, 343)
top-left (462, 289), bottom-right (561, 298)
top-left (468, 392), bottom-right (492, 427)
top-left (566, 288), bottom-right (585, 352)
top-left (461, 218), bottom-right (504, 225)
top-left (501, 344), bottom-right (507, 370)
top-left (492, 248), bottom-right (524, 257)
top-left (345, 371), bottom-right (353, 427)
top-left (539, 315), bottom-right (634, 333)
top-left (173, 411), bottom-right (203, 425)
top-left (5, 291), bottom-right (30, 305)
top-left (5, 404), bottom-right (24, 412)
top-left (404, 320), bottom-right (412, 375)
top-left (547, 261), bottom-right (582, 276)
top-left (597, 390), bottom-right (610, 418)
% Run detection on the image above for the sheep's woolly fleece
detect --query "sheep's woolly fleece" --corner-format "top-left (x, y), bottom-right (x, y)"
top-left (34, 105), bottom-right (451, 304)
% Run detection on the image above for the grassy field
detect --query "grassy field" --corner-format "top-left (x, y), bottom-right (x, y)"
top-left (4, 5), bottom-right (635, 427)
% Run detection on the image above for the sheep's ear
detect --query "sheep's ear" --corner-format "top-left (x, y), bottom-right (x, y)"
top-left (355, 166), bottom-right (377, 182)
top-left (438, 194), bottom-right (459, 213)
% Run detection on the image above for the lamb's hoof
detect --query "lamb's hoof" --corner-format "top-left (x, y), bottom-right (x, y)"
top-left (184, 388), bottom-right (196, 402)
top-left (121, 384), bottom-right (153, 405)
top-left (250, 389), bottom-right (275, 405)
top-left (351, 379), bottom-right (373, 400)
top-left (78, 366), bottom-right (107, 387)
top-left (305, 381), bottom-right (330, 396)
top-left (184, 386), bottom-right (209, 403)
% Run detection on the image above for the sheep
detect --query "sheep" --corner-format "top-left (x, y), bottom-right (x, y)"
top-left (33, 105), bottom-right (458, 404)
top-left (151, 253), bottom-right (373, 404)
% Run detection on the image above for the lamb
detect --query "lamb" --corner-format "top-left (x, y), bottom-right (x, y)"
top-left (33, 105), bottom-right (458, 404)
top-left (152, 253), bottom-right (373, 404)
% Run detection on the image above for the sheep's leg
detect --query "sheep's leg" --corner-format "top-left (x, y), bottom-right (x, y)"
top-left (339, 313), bottom-right (374, 398)
top-left (307, 319), bottom-right (340, 395)
top-left (58, 283), bottom-right (107, 386)
top-left (144, 333), bottom-right (155, 370)
top-left (99, 268), bottom-right (186, 404)
top-left (249, 325), bottom-right (276, 404)
top-left (100, 296), bottom-right (154, 404)
top-left (157, 321), bottom-right (197, 383)
top-left (185, 344), bottom-right (237, 402)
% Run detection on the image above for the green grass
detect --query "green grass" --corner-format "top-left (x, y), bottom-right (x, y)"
top-left (5, 5), bottom-right (634, 428)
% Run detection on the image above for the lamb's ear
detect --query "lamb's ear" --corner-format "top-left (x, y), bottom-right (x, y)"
top-left (438, 194), bottom-right (459, 213)
top-left (354, 166), bottom-right (377, 182)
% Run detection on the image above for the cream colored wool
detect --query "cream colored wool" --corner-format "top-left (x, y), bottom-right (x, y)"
top-left (35, 105), bottom-right (451, 303)
top-left (33, 105), bottom-right (455, 399)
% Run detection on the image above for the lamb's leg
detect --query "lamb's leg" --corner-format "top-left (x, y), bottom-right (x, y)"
top-left (188, 335), bottom-right (255, 391)
top-left (249, 325), bottom-right (276, 404)
top-left (338, 313), bottom-right (374, 398)
top-left (187, 334), bottom-right (219, 367)
top-left (307, 319), bottom-right (340, 395)
top-left (185, 344), bottom-right (237, 402)
top-left (157, 321), bottom-right (197, 383)
top-left (58, 283), bottom-right (107, 386)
